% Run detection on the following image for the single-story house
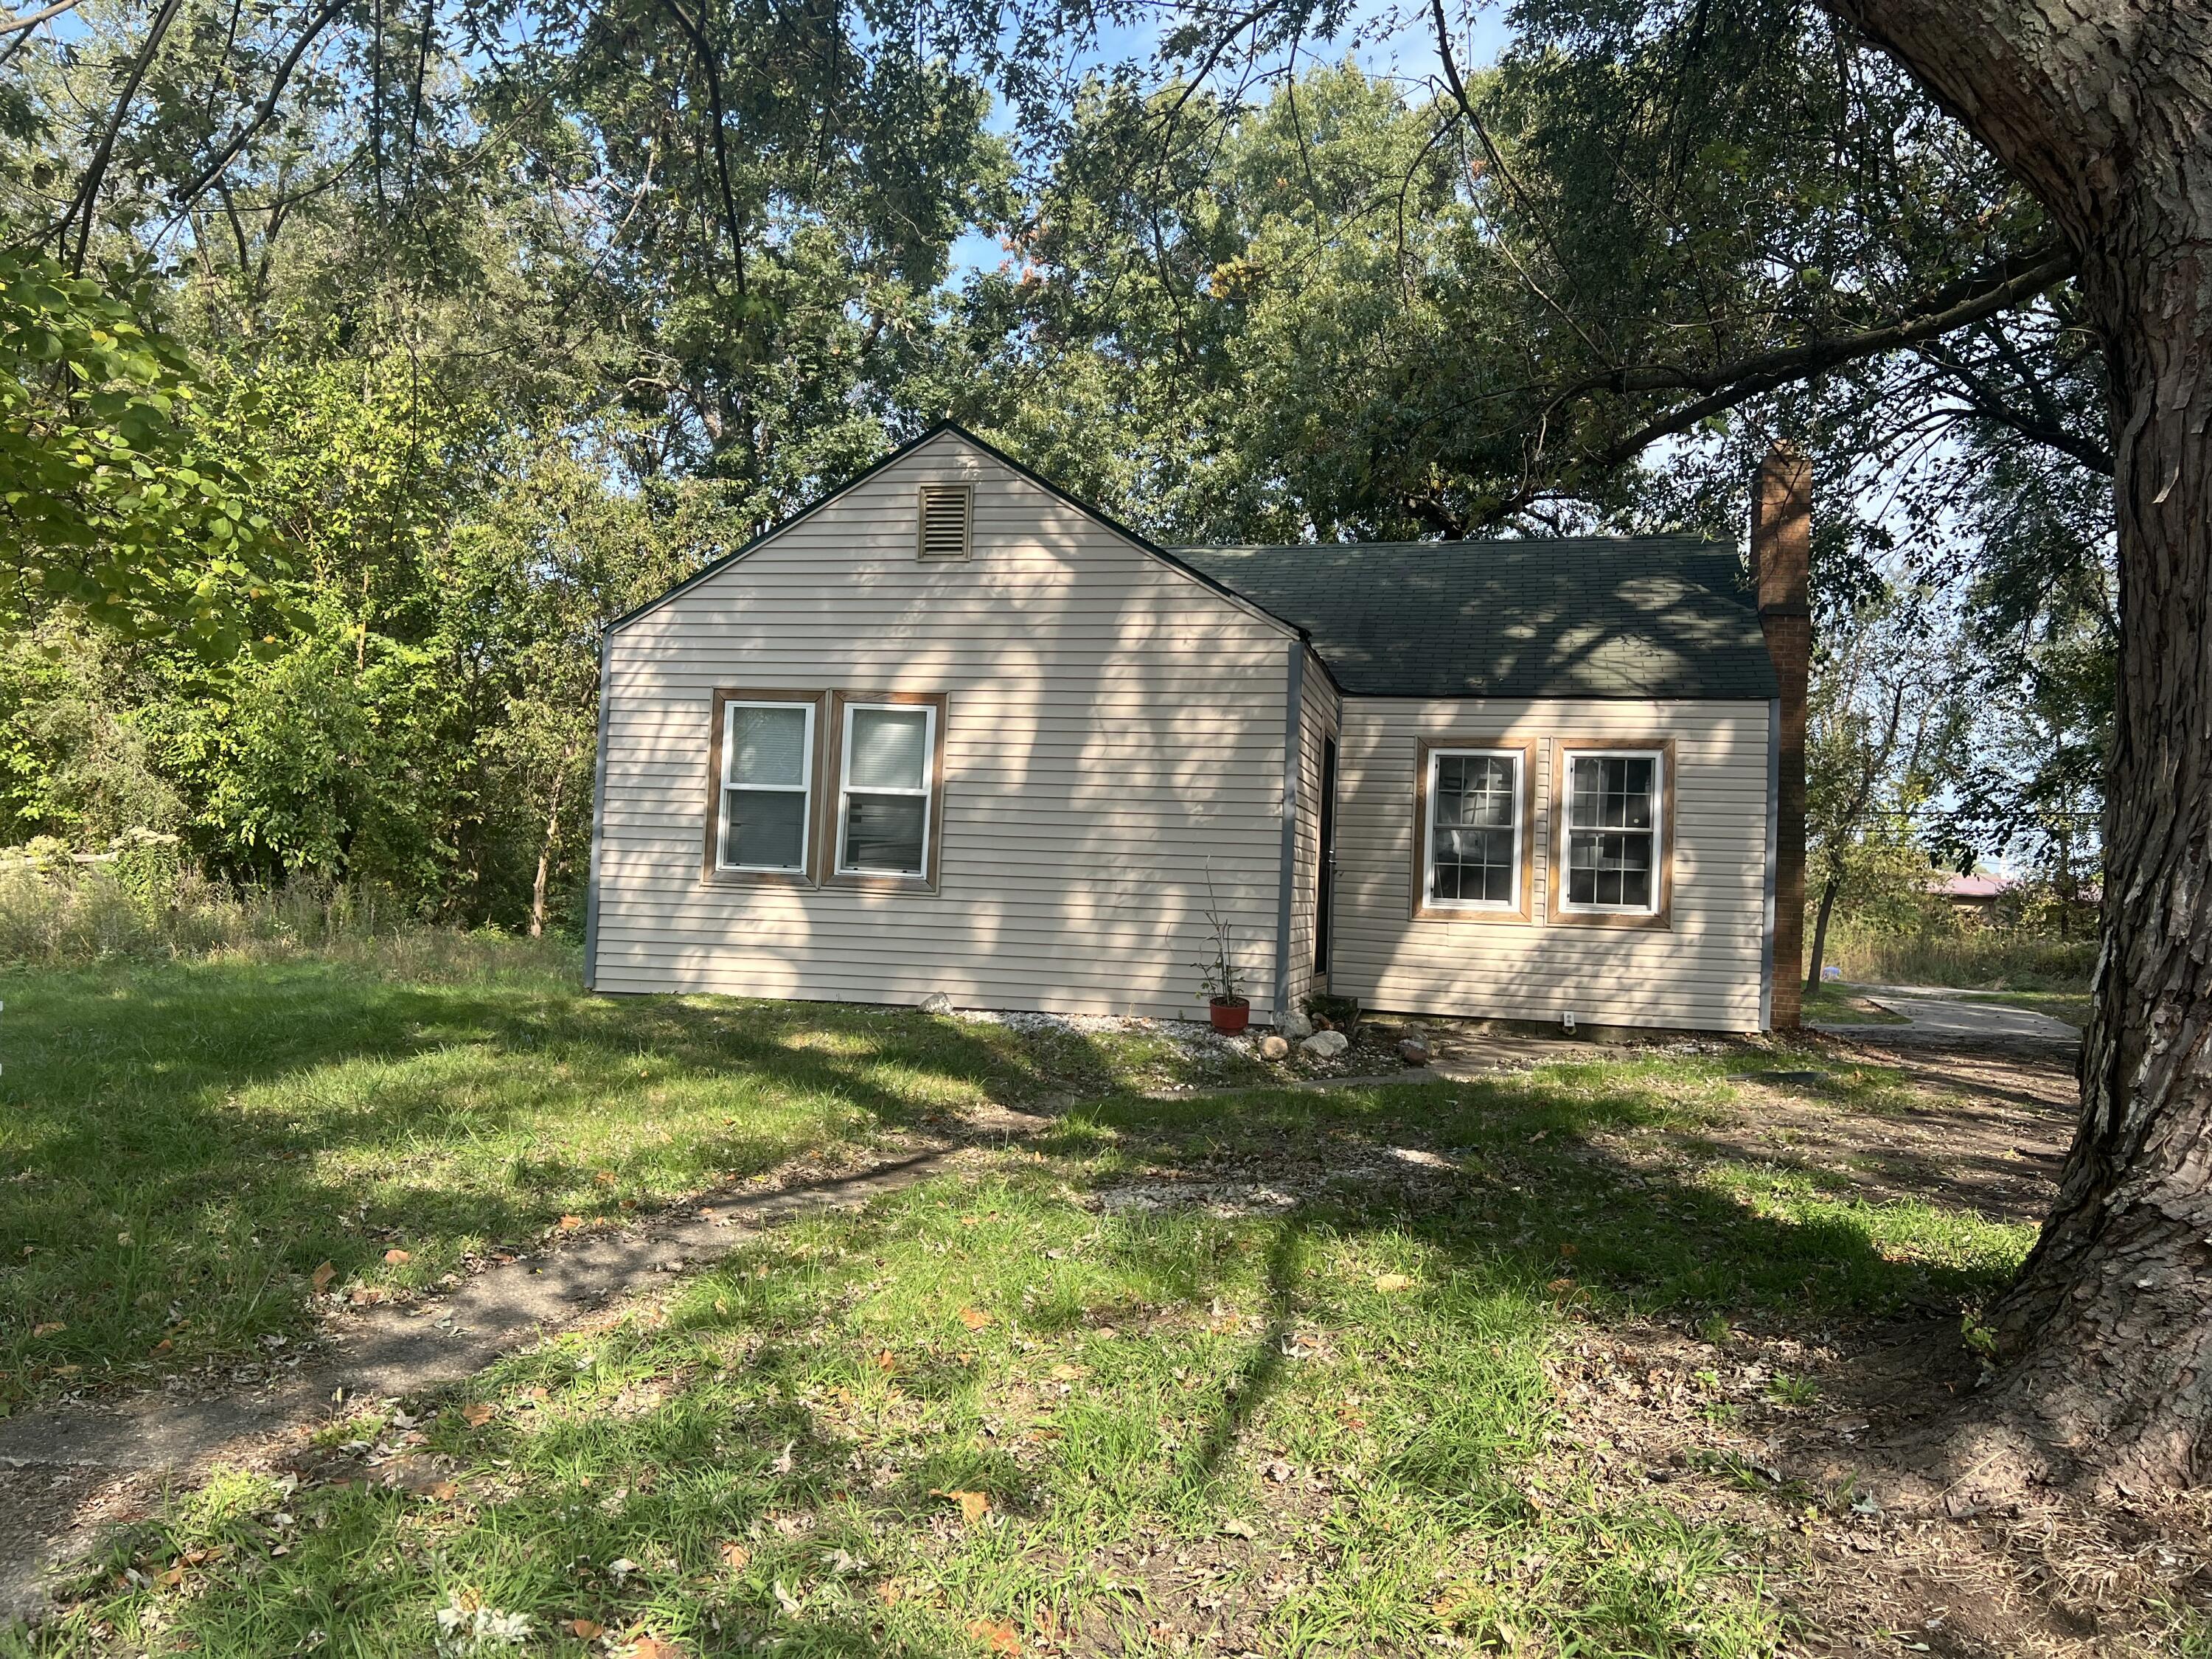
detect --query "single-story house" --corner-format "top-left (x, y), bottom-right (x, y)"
top-left (1933, 871), bottom-right (2011, 922)
top-left (585, 423), bottom-right (1811, 1034)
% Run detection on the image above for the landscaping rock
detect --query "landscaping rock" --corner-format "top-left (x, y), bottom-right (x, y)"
top-left (1301, 1030), bottom-right (1349, 1059)
top-left (1259, 1034), bottom-right (1291, 1061)
top-left (921, 992), bottom-right (953, 1014)
top-left (1398, 1038), bottom-right (1430, 1066)
top-left (1283, 1009), bottom-right (1313, 1040)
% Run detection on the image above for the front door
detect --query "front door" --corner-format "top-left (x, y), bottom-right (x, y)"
top-left (1315, 732), bottom-right (1338, 976)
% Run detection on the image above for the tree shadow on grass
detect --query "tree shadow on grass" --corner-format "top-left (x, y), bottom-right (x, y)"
top-left (37, 1041), bottom-right (2056, 1656)
top-left (0, 956), bottom-right (1196, 1399)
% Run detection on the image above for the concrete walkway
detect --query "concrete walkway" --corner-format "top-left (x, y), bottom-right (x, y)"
top-left (1813, 984), bottom-right (2080, 1048)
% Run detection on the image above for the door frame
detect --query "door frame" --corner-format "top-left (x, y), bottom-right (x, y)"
top-left (1315, 726), bottom-right (1340, 981)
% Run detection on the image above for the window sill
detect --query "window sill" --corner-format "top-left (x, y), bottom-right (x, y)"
top-left (1550, 906), bottom-right (1672, 931)
top-left (702, 868), bottom-right (817, 889)
top-left (1410, 900), bottom-right (1534, 925)
top-left (824, 870), bottom-right (939, 895)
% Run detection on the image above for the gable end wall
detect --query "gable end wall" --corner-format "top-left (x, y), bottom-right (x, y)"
top-left (591, 434), bottom-right (1298, 1020)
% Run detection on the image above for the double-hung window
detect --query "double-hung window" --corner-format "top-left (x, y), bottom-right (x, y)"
top-left (1422, 747), bottom-right (1524, 911)
top-left (716, 696), bottom-right (817, 875)
top-left (834, 698), bottom-right (941, 881)
top-left (1559, 748), bottom-right (1665, 916)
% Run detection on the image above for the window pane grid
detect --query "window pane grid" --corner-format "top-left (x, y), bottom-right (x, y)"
top-left (718, 700), bottom-right (813, 873)
top-left (1563, 751), bottom-right (1660, 911)
top-left (1426, 750), bottom-right (1520, 908)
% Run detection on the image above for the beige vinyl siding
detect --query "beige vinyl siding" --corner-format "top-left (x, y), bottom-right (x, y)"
top-left (1332, 696), bottom-right (1772, 1032)
top-left (591, 431), bottom-right (1298, 1020)
top-left (1282, 648), bottom-right (1342, 1014)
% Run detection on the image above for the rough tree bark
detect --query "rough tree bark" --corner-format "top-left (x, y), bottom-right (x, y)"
top-left (1816, 0), bottom-right (2212, 1492)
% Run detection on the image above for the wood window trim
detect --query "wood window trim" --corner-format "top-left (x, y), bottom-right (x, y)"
top-left (1410, 737), bottom-right (1537, 924)
top-left (702, 689), bottom-right (828, 888)
top-left (821, 690), bottom-right (949, 894)
top-left (1547, 737), bottom-right (1676, 930)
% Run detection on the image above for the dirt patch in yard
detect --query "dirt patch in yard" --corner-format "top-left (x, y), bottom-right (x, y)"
top-left (1062, 1034), bottom-right (2206, 1658)
top-left (1540, 1310), bottom-right (2211, 1658)
top-left (1599, 1035), bottom-right (2078, 1228)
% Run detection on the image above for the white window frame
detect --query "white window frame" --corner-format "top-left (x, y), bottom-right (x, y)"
top-left (835, 700), bottom-right (938, 877)
top-left (1422, 746), bottom-right (1525, 912)
top-left (1558, 746), bottom-right (1666, 916)
top-left (717, 698), bottom-right (815, 874)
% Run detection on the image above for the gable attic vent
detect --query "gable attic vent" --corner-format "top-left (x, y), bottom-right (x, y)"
top-left (917, 484), bottom-right (973, 562)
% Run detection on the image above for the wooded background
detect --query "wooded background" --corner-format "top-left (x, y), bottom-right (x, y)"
top-left (0, 0), bottom-right (2113, 942)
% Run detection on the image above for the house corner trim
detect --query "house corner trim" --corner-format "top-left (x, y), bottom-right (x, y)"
top-left (1760, 696), bottom-right (1781, 1031)
top-left (583, 631), bottom-right (613, 991)
top-left (1273, 642), bottom-right (1304, 1023)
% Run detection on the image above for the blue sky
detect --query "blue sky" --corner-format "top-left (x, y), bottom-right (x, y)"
top-left (945, 0), bottom-right (1514, 280)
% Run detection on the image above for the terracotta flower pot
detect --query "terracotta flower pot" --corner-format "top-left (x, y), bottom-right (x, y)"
top-left (1208, 996), bottom-right (1251, 1034)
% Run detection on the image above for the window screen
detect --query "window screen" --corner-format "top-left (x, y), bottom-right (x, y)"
top-left (720, 701), bottom-right (813, 872)
top-left (1425, 750), bottom-right (1521, 908)
top-left (1565, 752), bottom-right (1660, 911)
top-left (839, 704), bottom-right (934, 875)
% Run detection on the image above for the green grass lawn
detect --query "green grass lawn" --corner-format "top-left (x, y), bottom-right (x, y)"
top-left (0, 935), bottom-right (1269, 1411)
top-left (1798, 982), bottom-right (1909, 1025)
top-left (14, 945), bottom-right (2045, 1657)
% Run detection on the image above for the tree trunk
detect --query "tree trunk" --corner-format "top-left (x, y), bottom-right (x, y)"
top-left (529, 753), bottom-right (575, 939)
top-left (1818, 0), bottom-right (2212, 1493)
top-left (1804, 869), bottom-right (1842, 997)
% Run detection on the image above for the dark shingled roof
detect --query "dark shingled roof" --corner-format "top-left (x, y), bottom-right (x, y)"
top-left (1175, 536), bottom-right (1779, 700)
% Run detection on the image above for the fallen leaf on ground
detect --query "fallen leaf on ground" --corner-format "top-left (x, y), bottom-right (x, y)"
top-left (428, 1481), bottom-right (459, 1501)
top-left (877, 1579), bottom-right (902, 1606)
top-left (623, 1636), bottom-right (684, 1659)
top-left (1221, 1517), bottom-right (1258, 1539)
top-left (719, 1541), bottom-right (751, 1570)
top-left (967, 1618), bottom-right (1022, 1655)
top-left (149, 1338), bottom-right (172, 1354)
top-left (566, 1619), bottom-right (605, 1639)
top-left (959, 1307), bottom-right (992, 1331)
top-left (772, 1580), bottom-right (804, 1616)
top-left (311, 1262), bottom-right (336, 1292)
top-left (383, 1248), bottom-right (411, 1265)
top-left (29, 1323), bottom-right (63, 1338)
top-left (459, 1402), bottom-right (494, 1427)
top-left (154, 1565), bottom-right (186, 1589)
top-left (558, 1214), bottom-right (584, 1231)
top-left (1374, 1273), bottom-right (1415, 1293)
top-left (943, 1489), bottom-right (991, 1524)
top-left (873, 1349), bottom-right (897, 1371)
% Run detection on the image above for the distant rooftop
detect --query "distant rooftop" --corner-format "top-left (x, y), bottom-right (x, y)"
top-left (1175, 537), bottom-right (1779, 700)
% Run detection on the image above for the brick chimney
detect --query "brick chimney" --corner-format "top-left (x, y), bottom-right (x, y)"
top-left (1752, 442), bottom-right (1811, 1031)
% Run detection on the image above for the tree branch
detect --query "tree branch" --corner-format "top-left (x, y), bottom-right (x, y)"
top-left (62, 0), bottom-right (187, 271)
top-left (0, 0), bottom-right (86, 33)
top-left (649, 0), bottom-right (750, 300)
top-left (1565, 246), bottom-right (2076, 476)
top-left (165, 0), bottom-right (351, 215)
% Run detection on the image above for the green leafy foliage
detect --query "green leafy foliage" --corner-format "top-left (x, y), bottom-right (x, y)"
top-left (0, 254), bottom-right (290, 654)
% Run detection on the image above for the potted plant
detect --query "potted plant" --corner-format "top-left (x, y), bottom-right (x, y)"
top-left (1193, 861), bottom-right (1249, 1033)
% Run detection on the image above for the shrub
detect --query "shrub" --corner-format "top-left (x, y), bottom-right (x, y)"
top-left (0, 844), bottom-right (469, 968)
top-left (1817, 915), bottom-right (2095, 991)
